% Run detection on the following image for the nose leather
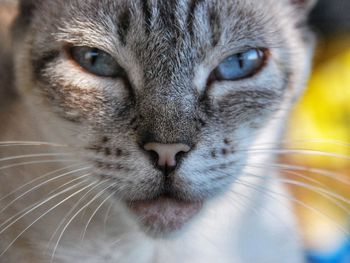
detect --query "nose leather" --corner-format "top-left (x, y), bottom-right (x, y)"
top-left (144, 143), bottom-right (191, 167)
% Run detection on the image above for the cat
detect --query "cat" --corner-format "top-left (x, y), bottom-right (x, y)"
top-left (0, 0), bottom-right (317, 262)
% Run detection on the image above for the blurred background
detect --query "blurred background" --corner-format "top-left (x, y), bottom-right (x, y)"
top-left (286, 0), bottom-right (350, 262)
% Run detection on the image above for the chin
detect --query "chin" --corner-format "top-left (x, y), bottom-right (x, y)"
top-left (125, 195), bottom-right (204, 237)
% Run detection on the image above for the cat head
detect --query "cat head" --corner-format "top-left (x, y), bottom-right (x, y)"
top-left (13, 0), bottom-right (316, 235)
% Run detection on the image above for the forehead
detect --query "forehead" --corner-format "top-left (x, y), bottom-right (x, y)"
top-left (35, 0), bottom-right (285, 46)
top-left (31, 0), bottom-right (293, 86)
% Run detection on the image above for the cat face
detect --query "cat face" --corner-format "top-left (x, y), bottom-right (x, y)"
top-left (15, 0), bottom-right (315, 235)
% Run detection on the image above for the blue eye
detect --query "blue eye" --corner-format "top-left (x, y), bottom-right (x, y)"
top-left (70, 46), bottom-right (125, 78)
top-left (212, 49), bottom-right (266, 81)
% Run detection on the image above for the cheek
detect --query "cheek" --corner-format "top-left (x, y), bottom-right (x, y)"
top-left (174, 120), bottom-right (267, 191)
top-left (215, 91), bottom-right (282, 129)
top-left (208, 56), bottom-right (287, 125)
top-left (44, 83), bottom-right (106, 120)
top-left (40, 59), bottom-right (129, 121)
top-left (178, 140), bottom-right (244, 179)
top-left (177, 155), bottom-right (246, 199)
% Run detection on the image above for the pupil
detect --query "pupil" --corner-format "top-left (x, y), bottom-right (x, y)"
top-left (84, 49), bottom-right (99, 65)
top-left (237, 53), bottom-right (244, 69)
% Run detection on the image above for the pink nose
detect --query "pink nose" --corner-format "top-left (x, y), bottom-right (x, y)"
top-left (144, 143), bottom-right (191, 168)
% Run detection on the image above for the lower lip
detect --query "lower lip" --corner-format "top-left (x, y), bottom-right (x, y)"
top-left (128, 196), bottom-right (203, 234)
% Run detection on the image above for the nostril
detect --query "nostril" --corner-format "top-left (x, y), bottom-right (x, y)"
top-left (175, 151), bottom-right (187, 164)
top-left (146, 149), bottom-right (159, 166)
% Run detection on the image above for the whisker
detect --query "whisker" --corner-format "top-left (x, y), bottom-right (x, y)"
top-left (243, 173), bottom-right (350, 217)
top-left (0, 141), bottom-right (68, 148)
top-left (234, 178), bottom-right (350, 237)
top-left (285, 139), bottom-right (350, 148)
top-left (0, 163), bottom-right (87, 202)
top-left (226, 188), bottom-right (298, 260)
top-left (233, 148), bottom-right (350, 161)
top-left (0, 179), bottom-right (91, 234)
top-left (50, 182), bottom-right (117, 263)
top-left (103, 202), bottom-right (114, 233)
top-left (46, 173), bottom-right (92, 196)
top-left (224, 188), bottom-right (257, 214)
top-left (204, 161), bottom-right (347, 189)
top-left (281, 170), bottom-right (326, 187)
top-left (244, 166), bottom-right (327, 187)
top-left (46, 180), bottom-right (112, 255)
top-left (80, 188), bottom-right (117, 241)
top-left (248, 163), bottom-right (350, 185)
top-left (247, 138), bottom-right (350, 149)
top-left (109, 233), bottom-right (131, 247)
top-left (0, 159), bottom-right (79, 171)
top-left (251, 149), bottom-right (350, 160)
top-left (0, 153), bottom-right (74, 163)
top-left (280, 178), bottom-right (350, 215)
top-left (0, 181), bottom-right (97, 257)
top-left (0, 168), bottom-right (91, 214)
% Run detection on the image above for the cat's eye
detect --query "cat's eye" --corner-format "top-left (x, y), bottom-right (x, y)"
top-left (70, 46), bottom-right (125, 78)
top-left (211, 49), bottom-right (266, 81)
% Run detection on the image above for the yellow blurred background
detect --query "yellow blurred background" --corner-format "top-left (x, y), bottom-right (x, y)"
top-left (285, 34), bottom-right (350, 255)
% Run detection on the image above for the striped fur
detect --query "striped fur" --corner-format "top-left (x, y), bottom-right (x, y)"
top-left (1, 0), bottom-right (316, 262)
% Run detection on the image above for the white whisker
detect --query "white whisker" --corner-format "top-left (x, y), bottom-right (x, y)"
top-left (0, 142), bottom-right (69, 148)
top-left (227, 187), bottom-right (298, 261)
top-left (103, 202), bottom-right (114, 233)
top-left (244, 167), bottom-right (327, 187)
top-left (281, 139), bottom-right (350, 148)
top-left (0, 179), bottom-right (90, 234)
top-left (248, 163), bottom-right (350, 185)
top-left (0, 141), bottom-right (68, 148)
top-left (0, 159), bottom-right (79, 171)
top-left (237, 148), bottom-right (350, 161)
top-left (235, 178), bottom-right (350, 237)
top-left (0, 181), bottom-right (97, 257)
top-left (282, 170), bottom-right (326, 187)
top-left (0, 163), bottom-right (86, 203)
top-left (0, 168), bottom-right (91, 214)
top-left (0, 153), bottom-right (74, 163)
top-left (46, 180), bottom-right (112, 255)
top-left (248, 138), bottom-right (350, 149)
top-left (50, 182), bottom-right (118, 263)
top-left (46, 174), bottom-right (92, 196)
top-left (80, 188), bottom-right (117, 241)
top-left (244, 173), bottom-right (350, 217)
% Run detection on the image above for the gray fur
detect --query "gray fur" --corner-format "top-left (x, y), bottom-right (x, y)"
top-left (0, 0), bottom-right (316, 262)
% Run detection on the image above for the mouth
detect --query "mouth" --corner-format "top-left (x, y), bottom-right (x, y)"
top-left (128, 195), bottom-right (203, 235)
